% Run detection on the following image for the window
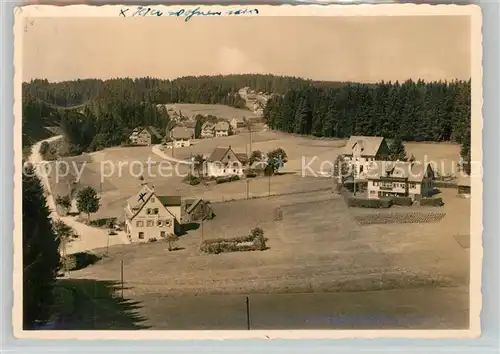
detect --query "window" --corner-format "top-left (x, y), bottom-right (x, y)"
top-left (165, 219), bottom-right (172, 227)
top-left (160, 231), bottom-right (166, 238)
top-left (410, 183), bottom-right (416, 189)
top-left (373, 181), bottom-right (379, 186)
top-left (233, 169), bottom-right (236, 173)
top-left (138, 232), bottom-right (144, 239)
top-left (136, 221), bottom-right (144, 227)
top-left (153, 208), bottom-right (159, 214)
top-left (360, 166), bottom-right (364, 173)
top-left (146, 208), bottom-right (151, 215)
top-left (370, 190), bottom-right (376, 194)
top-left (146, 220), bottom-right (154, 227)
top-left (157, 220), bottom-right (163, 227)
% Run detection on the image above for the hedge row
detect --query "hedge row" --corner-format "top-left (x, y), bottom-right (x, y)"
top-left (390, 196), bottom-right (413, 206)
top-left (346, 196), bottom-right (414, 208)
top-left (434, 181), bottom-right (458, 189)
top-left (420, 197), bottom-right (445, 207)
top-left (200, 228), bottom-right (267, 254)
top-left (216, 175), bottom-right (240, 184)
top-left (346, 197), bottom-right (392, 209)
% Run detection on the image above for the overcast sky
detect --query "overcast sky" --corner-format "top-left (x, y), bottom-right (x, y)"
top-left (22, 16), bottom-right (470, 83)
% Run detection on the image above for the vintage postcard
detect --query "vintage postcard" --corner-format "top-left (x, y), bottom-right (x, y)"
top-left (13, 4), bottom-right (482, 339)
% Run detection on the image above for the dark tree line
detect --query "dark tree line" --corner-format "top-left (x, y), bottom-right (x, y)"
top-left (23, 164), bottom-right (60, 329)
top-left (264, 79), bottom-right (471, 162)
top-left (22, 74), bottom-right (345, 152)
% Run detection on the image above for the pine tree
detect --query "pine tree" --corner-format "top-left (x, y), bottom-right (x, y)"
top-left (388, 137), bottom-right (408, 161)
top-left (23, 163), bottom-right (60, 329)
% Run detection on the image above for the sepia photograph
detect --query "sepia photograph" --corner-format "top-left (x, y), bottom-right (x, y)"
top-left (14, 4), bottom-right (482, 339)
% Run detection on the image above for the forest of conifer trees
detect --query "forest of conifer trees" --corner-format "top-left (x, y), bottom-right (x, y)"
top-left (22, 75), bottom-right (471, 163)
top-left (264, 79), bottom-right (471, 164)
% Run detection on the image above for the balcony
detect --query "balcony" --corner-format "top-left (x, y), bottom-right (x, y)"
top-left (379, 185), bottom-right (394, 191)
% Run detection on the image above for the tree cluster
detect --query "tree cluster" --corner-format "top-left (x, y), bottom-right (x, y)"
top-left (264, 79), bottom-right (471, 162)
top-left (23, 164), bottom-right (60, 329)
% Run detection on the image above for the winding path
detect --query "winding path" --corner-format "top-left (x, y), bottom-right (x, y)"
top-left (28, 136), bottom-right (129, 255)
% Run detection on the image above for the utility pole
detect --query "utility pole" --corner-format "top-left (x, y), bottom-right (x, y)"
top-left (268, 174), bottom-right (271, 196)
top-left (245, 296), bottom-right (251, 330)
top-left (120, 260), bottom-right (124, 298)
top-left (246, 180), bottom-right (250, 199)
top-left (201, 217), bottom-right (204, 241)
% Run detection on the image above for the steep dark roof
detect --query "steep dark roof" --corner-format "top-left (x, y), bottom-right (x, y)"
top-left (146, 126), bottom-right (163, 139)
top-left (157, 195), bottom-right (182, 206)
top-left (206, 147), bottom-right (230, 162)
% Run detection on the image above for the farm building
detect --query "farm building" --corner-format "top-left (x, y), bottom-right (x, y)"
top-left (170, 127), bottom-right (195, 148)
top-left (205, 146), bottom-right (248, 178)
top-left (201, 121), bottom-right (215, 138)
top-left (214, 121), bottom-right (230, 137)
top-left (366, 161), bottom-right (435, 201)
top-left (457, 174), bottom-right (471, 197)
top-left (124, 184), bottom-right (182, 243)
top-left (129, 126), bottom-right (163, 146)
top-left (343, 136), bottom-right (390, 180)
top-left (230, 117), bottom-right (246, 130)
top-left (182, 198), bottom-right (215, 223)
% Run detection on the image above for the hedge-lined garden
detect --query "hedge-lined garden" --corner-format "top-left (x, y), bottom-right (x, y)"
top-left (344, 194), bottom-right (444, 209)
top-left (200, 227), bottom-right (268, 254)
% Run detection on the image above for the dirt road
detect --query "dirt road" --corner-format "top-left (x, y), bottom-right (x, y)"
top-left (28, 136), bottom-right (129, 254)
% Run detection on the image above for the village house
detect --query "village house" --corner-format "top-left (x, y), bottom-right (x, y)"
top-left (457, 174), bottom-right (471, 197)
top-left (205, 146), bottom-right (248, 178)
top-left (129, 126), bottom-right (163, 146)
top-left (201, 121), bottom-right (215, 138)
top-left (124, 184), bottom-right (182, 243)
top-left (230, 117), bottom-right (246, 130)
top-left (182, 198), bottom-right (215, 223)
top-left (214, 121), bottom-right (230, 137)
top-left (170, 126), bottom-right (195, 148)
top-left (343, 136), bottom-right (390, 180)
top-left (366, 161), bottom-right (435, 201)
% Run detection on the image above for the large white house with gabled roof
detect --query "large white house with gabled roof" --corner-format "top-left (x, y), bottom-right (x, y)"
top-left (343, 136), bottom-right (390, 180)
top-left (205, 146), bottom-right (248, 178)
top-left (124, 184), bottom-right (182, 243)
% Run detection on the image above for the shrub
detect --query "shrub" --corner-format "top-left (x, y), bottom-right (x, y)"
top-left (245, 172), bottom-right (257, 178)
top-left (390, 196), bottom-right (413, 206)
top-left (148, 237), bottom-right (158, 243)
top-left (89, 217), bottom-right (117, 228)
top-left (200, 228), bottom-right (268, 254)
top-left (60, 255), bottom-right (76, 272)
top-left (420, 197), bottom-right (444, 207)
top-left (183, 174), bottom-right (200, 186)
top-left (347, 197), bottom-right (382, 208)
top-left (379, 198), bottom-right (393, 208)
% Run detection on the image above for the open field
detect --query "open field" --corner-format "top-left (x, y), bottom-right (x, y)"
top-left (45, 131), bottom-right (463, 223)
top-left (65, 186), bottom-right (470, 328)
top-left (164, 103), bottom-right (263, 121)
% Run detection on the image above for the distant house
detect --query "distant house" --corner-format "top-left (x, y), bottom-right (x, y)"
top-left (205, 146), bottom-right (248, 178)
top-left (129, 126), bottom-right (163, 146)
top-left (181, 120), bottom-right (197, 129)
top-left (124, 184), bottom-right (182, 243)
top-left (182, 198), bottom-right (215, 223)
top-left (457, 174), bottom-right (471, 197)
top-left (343, 136), bottom-right (390, 180)
top-left (201, 121), bottom-right (215, 139)
top-left (214, 121), bottom-right (230, 137)
top-left (170, 127), bottom-right (195, 148)
top-left (366, 161), bottom-right (435, 201)
top-left (230, 117), bottom-right (246, 130)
